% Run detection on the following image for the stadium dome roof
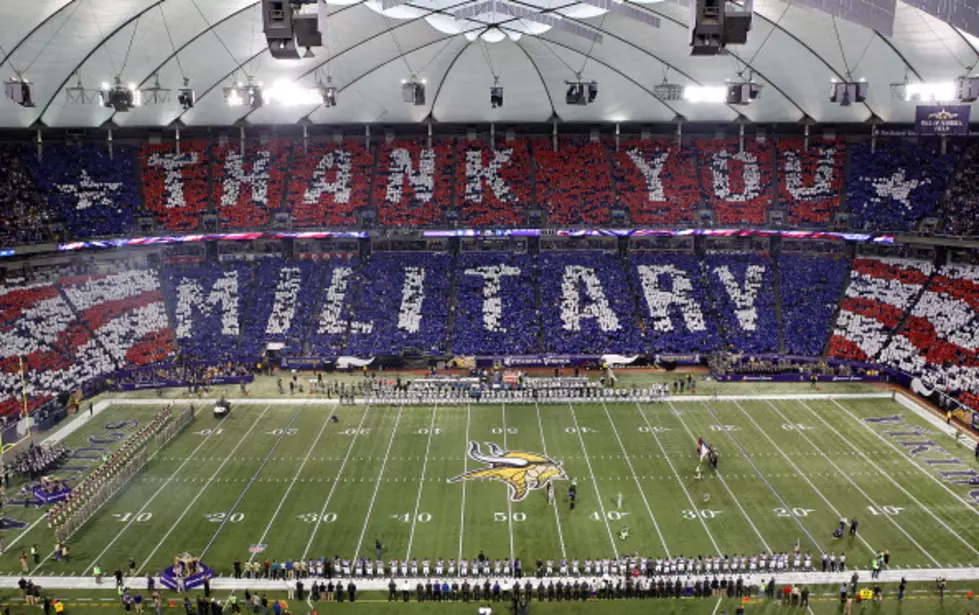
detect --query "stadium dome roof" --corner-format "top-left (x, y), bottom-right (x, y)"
top-left (0, 0), bottom-right (977, 129)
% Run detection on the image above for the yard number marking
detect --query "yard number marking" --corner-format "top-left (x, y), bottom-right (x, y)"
top-left (267, 428), bottom-right (298, 436)
top-left (774, 507), bottom-right (815, 518)
top-left (113, 512), bottom-right (152, 523)
top-left (393, 513), bottom-right (432, 523)
top-left (682, 509), bottom-right (721, 520)
top-left (206, 512), bottom-right (245, 523)
top-left (780, 423), bottom-right (813, 431)
top-left (196, 429), bottom-right (223, 436)
top-left (638, 426), bottom-right (669, 433)
top-left (591, 511), bottom-right (630, 521)
top-left (867, 505), bottom-right (904, 516)
top-left (494, 512), bottom-right (527, 522)
top-left (297, 513), bottom-right (338, 524)
top-left (416, 428), bottom-right (442, 435)
top-left (710, 425), bottom-right (737, 432)
top-left (342, 428), bottom-right (370, 435)
top-left (491, 427), bottom-right (518, 435)
top-left (564, 427), bottom-right (596, 433)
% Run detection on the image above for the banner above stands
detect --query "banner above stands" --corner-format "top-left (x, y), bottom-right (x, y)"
top-left (915, 105), bottom-right (971, 136)
top-left (0, 227), bottom-right (895, 258)
top-left (423, 228), bottom-right (895, 242)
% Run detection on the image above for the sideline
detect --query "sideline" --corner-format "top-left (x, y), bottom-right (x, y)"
top-left (0, 566), bottom-right (977, 592)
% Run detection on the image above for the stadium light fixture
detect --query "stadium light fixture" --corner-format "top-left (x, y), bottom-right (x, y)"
top-left (829, 79), bottom-right (868, 106)
top-left (682, 85), bottom-right (727, 103)
top-left (902, 81), bottom-right (957, 102)
top-left (401, 75), bottom-right (427, 106)
top-left (4, 73), bottom-right (34, 107)
top-left (100, 77), bottom-right (141, 112)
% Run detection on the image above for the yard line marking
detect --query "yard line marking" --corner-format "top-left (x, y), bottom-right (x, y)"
top-left (762, 399), bottom-right (940, 566)
top-left (200, 406), bottom-right (307, 559)
top-left (84, 404), bottom-right (273, 576)
top-left (533, 402), bottom-right (566, 559)
top-left (352, 405), bottom-right (405, 559)
top-left (247, 406), bottom-right (337, 562)
top-left (405, 402), bottom-right (439, 560)
top-left (133, 404), bottom-right (277, 574)
top-left (634, 402), bottom-right (720, 555)
top-left (501, 403), bottom-right (515, 563)
top-left (828, 399), bottom-right (979, 518)
top-left (300, 403), bottom-right (373, 561)
top-left (728, 400), bottom-right (880, 557)
top-left (697, 401), bottom-right (824, 556)
top-left (711, 597), bottom-right (723, 615)
top-left (566, 402), bottom-right (618, 558)
top-left (798, 400), bottom-right (979, 558)
top-left (598, 400), bottom-right (670, 557)
top-left (667, 402), bottom-right (771, 554)
top-left (457, 404), bottom-right (472, 563)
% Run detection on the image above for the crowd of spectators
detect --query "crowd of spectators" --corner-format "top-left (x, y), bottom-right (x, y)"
top-left (610, 139), bottom-right (700, 226)
top-left (239, 260), bottom-right (325, 358)
top-left (7, 138), bottom-right (979, 250)
top-left (775, 138), bottom-right (845, 227)
top-left (879, 263), bottom-right (979, 399)
top-left (628, 252), bottom-right (720, 354)
top-left (343, 253), bottom-right (451, 356)
top-left (938, 142), bottom-right (979, 237)
top-left (827, 257), bottom-right (933, 362)
top-left (694, 139), bottom-right (774, 226)
top-left (139, 141), bottom-right (210, 231)
top-left (23, 144), bottom-right (142, 239)
top-left (0, 149), bottom-right (53, 245)
top-left (374, 140), bottom-right (453, 227)
top-left (288, 142), bottom-right (373, 228)
top-left (538, 251), bottom-right (642, 354)
top-left (211, 141), bottom-right (291, 230)
top-left (533, 139), bottom-right (612, 225)
top-left (452, 252), bottom-right (539, 355)
top-left (779, 254), bottom-right (849, 356)
top-left (161, 263), bottom-right (253, 362)
top-left (306, 259), bottom-right (365, 357)
top-left (704, 252), bottom-right (779, 353)
top-left (455, 139), bottom-right (531, 226)
top-left (846, 140), bottom-right (958, 232)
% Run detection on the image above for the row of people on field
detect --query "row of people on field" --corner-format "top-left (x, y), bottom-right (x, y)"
top-left (231, 551), bottom-right (831, 580)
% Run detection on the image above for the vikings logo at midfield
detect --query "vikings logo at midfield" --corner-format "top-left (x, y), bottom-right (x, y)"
top-left (450, 442), bottom-right (566, 502)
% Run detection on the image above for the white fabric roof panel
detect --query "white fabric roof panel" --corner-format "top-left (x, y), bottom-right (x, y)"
top-left (0, 0), bottom-right (975, 127)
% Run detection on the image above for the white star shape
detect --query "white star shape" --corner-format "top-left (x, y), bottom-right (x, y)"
top-left (56, 170), bottom-right (123, 210)
top-left (864, 169), bottom-right (929, 208)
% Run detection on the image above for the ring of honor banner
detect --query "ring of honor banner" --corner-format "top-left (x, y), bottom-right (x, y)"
top-left (915, 105), bottom-right (971, 135)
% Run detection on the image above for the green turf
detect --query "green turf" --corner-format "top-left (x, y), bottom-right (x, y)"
top-left (4, 395), bottom-right (978, 580)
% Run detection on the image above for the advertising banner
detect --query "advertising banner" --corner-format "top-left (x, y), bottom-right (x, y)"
top-left (915, 105), bottom-right (971, 135)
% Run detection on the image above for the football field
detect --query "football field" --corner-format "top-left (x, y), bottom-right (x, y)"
top-left (5, 393), bottom-right (979, 579)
